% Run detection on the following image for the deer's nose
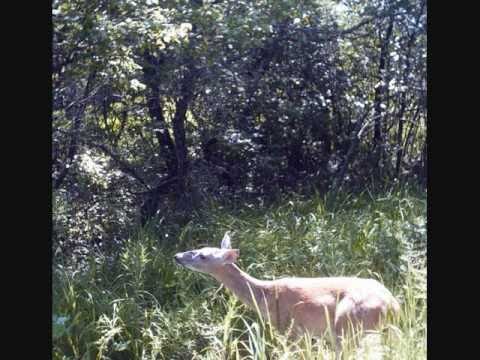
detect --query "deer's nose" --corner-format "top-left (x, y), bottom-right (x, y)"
top-left (174, 254), bottom-right (182, 264)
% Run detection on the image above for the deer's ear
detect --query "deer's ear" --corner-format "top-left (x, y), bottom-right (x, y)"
top-left (221, 231), bottom-right (232, 249)
top-left (223, 249), bottom-right (239, 263)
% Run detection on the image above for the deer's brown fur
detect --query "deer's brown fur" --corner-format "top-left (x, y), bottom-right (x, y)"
top-left (174, 232), bottom-right (400, 346)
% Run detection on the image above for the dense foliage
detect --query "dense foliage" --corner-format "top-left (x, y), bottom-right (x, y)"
top-left (53, 190), bottom-right (426, 359)
top-left (52, 0), bottom-right (426, 258)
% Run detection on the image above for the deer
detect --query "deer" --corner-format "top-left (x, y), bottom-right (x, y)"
top-left (174, 231), bottom-right (400, 357)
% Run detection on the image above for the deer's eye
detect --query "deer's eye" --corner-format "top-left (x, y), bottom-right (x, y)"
top-left (199, 254), bottom-right (206, 260)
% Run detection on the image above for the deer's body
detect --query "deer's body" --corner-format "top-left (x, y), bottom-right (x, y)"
top-left (174, 232), bottom-right (400, 347)
top-left (210, 263), bottom-right (399, 338)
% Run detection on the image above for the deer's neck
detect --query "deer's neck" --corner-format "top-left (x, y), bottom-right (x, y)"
top-left (211, 264), bottom-right (272, 310)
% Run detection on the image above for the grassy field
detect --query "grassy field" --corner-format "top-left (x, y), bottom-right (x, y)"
top-left (52, 189), bottom-right (427, 359)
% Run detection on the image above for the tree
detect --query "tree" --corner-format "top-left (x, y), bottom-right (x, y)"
top-left (52, 0), bottom-right (427, 257)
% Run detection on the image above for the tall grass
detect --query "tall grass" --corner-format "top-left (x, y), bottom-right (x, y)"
top-left (53, 188), bottom-right (426, 359)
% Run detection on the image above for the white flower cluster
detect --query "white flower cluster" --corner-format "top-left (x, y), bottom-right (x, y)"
top-left (79, 151), bottom-right (113, 188)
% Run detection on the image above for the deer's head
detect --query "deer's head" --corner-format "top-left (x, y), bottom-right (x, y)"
top-left (174, 232), bottom-right (239, 274)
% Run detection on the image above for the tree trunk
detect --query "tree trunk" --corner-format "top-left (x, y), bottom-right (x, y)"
top-left (172, 60), bottom-right (201, 205)
top-left (140, 52), bottom-right (199, 222)
top-left (141, 51), bottom-right (180, 223)
top-left (143, 51), bottom-right (177, 175)
top-left (372, 14), bottom-right (394, 176)
top-left (172, 78), bottom-right (193, 197)
top-left (395, 1), bottom-right (426, 178)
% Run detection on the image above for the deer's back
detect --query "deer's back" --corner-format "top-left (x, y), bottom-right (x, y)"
top-left (268, 277), bottom-right (399, 336)
top-left (274, 276), bottom-right (391, 299)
